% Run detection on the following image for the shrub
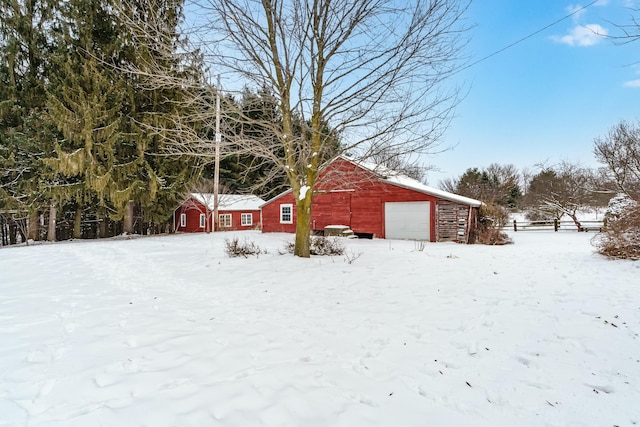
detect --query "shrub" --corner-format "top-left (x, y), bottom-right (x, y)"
top-left (473, 203), bottom-right (513, 245)
top-left (284, 235), bottom-right (346, 256)
top-left (224, 237), bottom-right (264, 258)
top-left (594, 202), bottom-right (640, 260)
top-left (524, 209), bottom-right (554, 223)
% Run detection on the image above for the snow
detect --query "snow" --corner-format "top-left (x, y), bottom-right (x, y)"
top-left (345, 156), bottom-right (482, 207)
top-left (299, 186), bottom-right (310, 201)
top-left (1, 231), bottom-right (639, 427)
top-left (189, 194), bottom-right (265, 211)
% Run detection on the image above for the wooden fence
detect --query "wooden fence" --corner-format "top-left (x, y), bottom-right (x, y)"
top-left (509, 219), bottom-right (606, 232)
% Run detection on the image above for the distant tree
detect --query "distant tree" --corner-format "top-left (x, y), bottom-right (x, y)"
top-left (524, 162), bottom-right (594, 229)
top-left (439, 177), bottom-right (458, 194)
top-left (485, 163), bottom-right (522, 209)
top-left (441, 164), bottom-right (522, 208)
top-left (370, 149), bottom-right (429, 183)
top-left (594, 120), bottom-right (640, 201)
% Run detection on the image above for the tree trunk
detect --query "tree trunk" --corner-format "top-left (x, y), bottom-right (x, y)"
top-left (9, 222), bottom-right (17, 245)
top-left (567, 212), bottom-right (582, 231)
top-left (73, 204), bottom-right (82, 239)
top-left (294, 197), bottom-right (312, 258)
top-left (28, 210), bottom-right (40, 241)
top-left (123, 200), bottom-right (134, 234)
top-left (1, 217), bottom-right (7, 246)
top-left (47, 203), bottom-right (57, 242)
top-left (99, 217), bottom-right (107, 238)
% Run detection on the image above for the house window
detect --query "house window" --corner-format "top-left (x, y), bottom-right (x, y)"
top-left (241, 213), bottom-right (253, 226)
top-left (199, 213), bottom-right (206, 228)
top-left (180, 213), bottom-right (186, 227)
top-left (280, 204), bottom-right (293, 224)
top-left (219, 214), bottom-right (232, 228)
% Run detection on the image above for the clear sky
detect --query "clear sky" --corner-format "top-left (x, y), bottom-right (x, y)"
top-left (425, 0), bottom-right (640, 185)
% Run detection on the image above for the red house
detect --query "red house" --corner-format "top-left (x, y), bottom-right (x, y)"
top-left (260, 156), bottom-right (482, 242)
top-left (174, 194), bottom-right (264, 232)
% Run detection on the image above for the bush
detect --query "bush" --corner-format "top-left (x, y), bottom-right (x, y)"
top-left (476, 227), bottom-right (512, 245)
top-left (284, 235), bottom-right (346, 255)
top-left (594, 203), bottom-right (640, 260)
top-left (224, 237), bottom-right (265, 258)
top-left (524, 209), bottom-right (554, 223)
top-left (473, 203), bottom-right (513, 245)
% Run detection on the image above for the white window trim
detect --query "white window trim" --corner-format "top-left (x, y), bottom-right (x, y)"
top-left (180, 213), bottom-right (186, 227)
top-left (219, 213), bottom-right (232, 228)
top-left (199, 213), bottom-right (206, 228)
top-left (280, 204), bottom-right (293, 224)
top-left (241, 213), bottom-right (253, 226)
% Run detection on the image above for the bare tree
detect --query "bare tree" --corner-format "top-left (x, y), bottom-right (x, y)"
top-left (594, 120), bottom-right (640, 201)
top-left (525, 162), bottom-right (595, 229)
top-left (440, 163), bottom-right (522, 208)
top-left (438, 176), bottom-right (458, 194)
top-left (369, 149), bottom-right (431, 183)
top-left (121, 0), bottom-right (470, 257)
top-left (200, 0), bottom-right (470, 257)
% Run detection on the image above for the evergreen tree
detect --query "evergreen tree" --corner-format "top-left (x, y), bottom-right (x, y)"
top-left (44, 0), bottom-right (200, 236)
top-left (211, 87), bottom-right (342, 199)
top-left (0, 0), bottom-right (57, 240)
top-left (44, 0), bottom-right (130, 237)
top-left (117, 0), bottom-right (201, 228)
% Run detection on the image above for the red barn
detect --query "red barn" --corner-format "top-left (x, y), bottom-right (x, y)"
top-left (260, 156), bottom-right (482, 242)
top-left (174, 194), bottom-right (264, 232)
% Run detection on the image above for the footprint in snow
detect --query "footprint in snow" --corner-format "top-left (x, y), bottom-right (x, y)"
top-left (123, 336), bottom-right (137, 348)
top-left (37, 379), bottom-right (57, 398)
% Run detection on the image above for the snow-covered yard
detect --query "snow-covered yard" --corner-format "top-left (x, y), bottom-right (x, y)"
top-left (1, 230), bottom-right (638, 427)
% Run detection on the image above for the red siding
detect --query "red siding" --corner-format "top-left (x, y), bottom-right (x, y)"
top-left (260, 193), bottom-right (297, 233)
top-left (174, 198), bottom-right (260, 232)
top-left (260, 158), bottom-right (440, 240)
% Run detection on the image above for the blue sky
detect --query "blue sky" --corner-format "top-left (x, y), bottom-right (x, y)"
top-left (426, 0), bottom-right (640, 184)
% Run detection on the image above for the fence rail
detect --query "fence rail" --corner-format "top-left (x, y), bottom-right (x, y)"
top-left (508, 219), bottom-right (606, 232)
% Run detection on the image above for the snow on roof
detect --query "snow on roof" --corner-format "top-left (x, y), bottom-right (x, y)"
top-left (345, 156), bottom-right (483, 207)
top-left (256, 156), bottom-right (482, 208)
top-left (189, 193), bottom-right (265, 211)
top-left (259, 189), bottom-right (293, 208)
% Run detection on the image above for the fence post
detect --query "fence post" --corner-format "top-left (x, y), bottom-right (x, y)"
top-left (554, 219), bottom-right (558, 232)
top-left (603, 218), bottom-right (607, 231)
top-left (513, 219), bottom-right (517, 232)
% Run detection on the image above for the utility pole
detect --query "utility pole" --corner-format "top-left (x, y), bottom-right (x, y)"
top-left (213, 75), bottom-right (221, 232)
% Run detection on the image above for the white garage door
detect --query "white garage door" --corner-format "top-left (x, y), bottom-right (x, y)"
top-left (384, 202), bottom-right (430, 240)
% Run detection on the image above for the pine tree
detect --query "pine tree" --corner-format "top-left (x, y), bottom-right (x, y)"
top-left (0, 0), bottom-right (57, 241)
top-left (117, 0), bottom-right (201, 229)
top-left (44, 0), bottom-right (130, 238)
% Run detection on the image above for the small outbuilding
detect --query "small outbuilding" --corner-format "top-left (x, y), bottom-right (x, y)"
top-left (174, 194), bottom-right (264, 232)
top-left (260, 156), bottom-right (482, 242)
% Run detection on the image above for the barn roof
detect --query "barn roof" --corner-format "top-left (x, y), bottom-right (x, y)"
top-left (259, 156), bottom-right (482, 208)
top-left (190, 194), bottom-right (265, 211)
top-left (348, 157), bottom-right (482, 207)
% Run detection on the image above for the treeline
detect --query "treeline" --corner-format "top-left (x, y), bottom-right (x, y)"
top-left (0, 0), bottom-right (304, 245)
top-left (440, 162), bottom-right (613, 225)
top-left (441, 120), bottom-right (640, 257)
top-left (0, 0), bottom-right (200, 243)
